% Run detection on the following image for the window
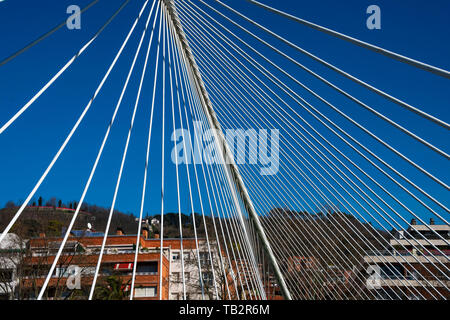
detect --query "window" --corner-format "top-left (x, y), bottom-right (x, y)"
top-left (83, 267), bottom-right (96, 275)
top-left (173, 272), bottom-right (190, 282)
top-left (183, 251), bottom-right (190, 261)
top-left (0, 269), bottom-right (13, 282)
top-left (380, 264), bottom-right (404, 280)
top-left (136, 262), bottom-right (158, 274)
top-left (0, 294), bottom-right (9, 301)
top-left (100, 265), bottom-right (113, 276)
top-left (134, 286), bottom-right (157, 298)
top-left (202, 272), bottom-right (213, 286)
top-left (47, 288), bottom-right (56, 298)
top-left (172, 251), bottom-right (180, 261)
top-left (199, 252), bottom-right (211, 266)
top-left (48, 241), bottom-right (82, 255)
top-left (55, 267), bottom-right (70, 277)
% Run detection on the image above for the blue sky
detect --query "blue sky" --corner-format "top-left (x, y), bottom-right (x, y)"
top-left (0, 0), bottom-right (448, 230)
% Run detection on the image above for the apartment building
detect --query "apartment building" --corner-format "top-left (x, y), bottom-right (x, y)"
top-left (285, 256), bottom-right (357, 299)
top-left (287, 256), bottom-right (319, 273)
top-left (0, 233), bottom-right (25, 300)
top-left (230, 257), bottom-right (284, 300)
top-left (26, 229), bottom-right (170, 300)
top-left (364, 219), bottom-right (450, 299)
top-left (16, 225), bottom-right (229, 300)
top-left (167, 239), bottom-right (224, 300)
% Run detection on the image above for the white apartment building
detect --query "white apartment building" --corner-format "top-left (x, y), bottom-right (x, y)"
top-left (168, 239), bottom-right (225, 300)
top-left (0, 233), bottom-right (26, 300)
top-left (364, 219), bottom-right (450, 299)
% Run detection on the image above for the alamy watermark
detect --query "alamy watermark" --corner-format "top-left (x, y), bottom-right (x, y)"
top-left (171, 121), bottom-right (280, 176)
top-left (65, 265), bottom-right (82, 290)
top-left (366, 5), bottom-right (381, 30)
top-left (67, 5), bottom-right (82, 30)
top-left (366, 265), bottom-right (381, 289)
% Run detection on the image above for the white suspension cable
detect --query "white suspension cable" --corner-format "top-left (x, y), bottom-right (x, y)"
top-left (176, 2), bottom-right (450, 234)
top-left (88, 1), bottom-right (160, 300)
top-left (164, 8), bottom-right (188, 300)
top-left (158, 6), bottom-right (167, 300)
top-left (166, 12), bottom-right (220, 299)
top-left (186, 34), bottom-right (446, 296)
top-left (129, 1), bottom-right (162, 300)
top-left (247, 0), bottom-right (450, 82)
top-left (177, 0), bottom-right (449, 204)
top-left (0, 0), bottom-right (134, 135)
top-left (37, 0), bottom-right (160, 301)
top-left (173, 28), bottom-right (246, 299)
top-left (173, 11), bottom-right (267, 299)
top-left (197, 0), bottom-right (449, 160)
top-left (180, 15), bottom-right (450, 273)
top-left (0, 0), bottom-right (152, 246)
top-left (183, 25), bottom-right (446, 298)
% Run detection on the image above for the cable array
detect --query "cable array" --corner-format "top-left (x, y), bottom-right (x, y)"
top-left (0, 0), bottom-right (448, 300)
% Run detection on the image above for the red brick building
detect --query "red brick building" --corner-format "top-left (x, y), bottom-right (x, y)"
top-left (24, 228), bottom-right (205, 300)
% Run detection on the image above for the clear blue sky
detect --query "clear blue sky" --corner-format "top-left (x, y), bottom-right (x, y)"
top-left (0, 0), bottom-right (448, 230)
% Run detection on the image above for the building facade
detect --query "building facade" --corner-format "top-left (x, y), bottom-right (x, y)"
top-left (0, 233), bottom-right (25, 300)
top-left (18, 227), bottom-right (229, 300)
top-left (364, 219), bottom-right (450, 299)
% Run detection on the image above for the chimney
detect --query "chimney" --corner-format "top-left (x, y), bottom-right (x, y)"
top-left (142, 227), bottom-right (149, 240)
top-left (116, 228), bottom-right (124, 236)
top-left (411, 218), bottom-right (417, 225)
top-left (430, 218), bottom-right (435, 225)
top-left (39, 232), bottom-right (46, 238)
top-left (154, 233), bottom-right (160, 239)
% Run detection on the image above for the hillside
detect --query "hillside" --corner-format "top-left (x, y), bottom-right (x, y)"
top-left (0, 205), bottom-right (137, 238)
top-left (0, 201), bottom-right (216, 239)
top-left (0, 200), bottom-right (390, 262)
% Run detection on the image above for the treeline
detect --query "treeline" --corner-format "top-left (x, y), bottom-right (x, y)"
top-left (263, 208), bottom-right (390, 267)
top-left (0, 198), bottom-right (137, 238)
top-left (5, 197), bottom-right (81, 210)
top-left (0, 199), bottom-right (218, 240)
top-left (1, 200), bottom-right (390, 258)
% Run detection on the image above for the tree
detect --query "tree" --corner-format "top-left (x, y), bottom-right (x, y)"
top-left (0, 219), bottom-right (91, 300)
top-left (47, 220), bottom-right (63, 237)
top-left (46, 198), bottom-right (57, 209)
top-left (5, 201), bottom-right (15, 209)
top-left (93, 275), bottom-right (130, 300)
top-left (170, 247), bottom-right (238, 300)
top-left (0, 233), bottom-right (25, 299)
top-left (58, 200), bottom-right (62, 208)
top-left (38, 197), bottom-right (43, 207)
